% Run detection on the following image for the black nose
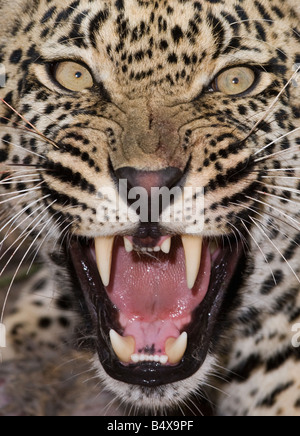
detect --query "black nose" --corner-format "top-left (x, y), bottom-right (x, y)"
top-left (115, 167), bottom-right (183, 192)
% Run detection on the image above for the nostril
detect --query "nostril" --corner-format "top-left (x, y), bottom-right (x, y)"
top-left (115, 167), bottom-right (183, 193)
top-left (134, 224), bottom-right (162, 240)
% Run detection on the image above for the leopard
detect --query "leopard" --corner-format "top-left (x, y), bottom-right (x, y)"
top-left (0, 0), bottom-right (300, 416)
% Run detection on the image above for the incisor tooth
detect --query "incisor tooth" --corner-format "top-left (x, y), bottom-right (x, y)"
top-left (95, 236), bottom-right (115, 287)
top-left (109, 329), bottom-right (135, 364)
top-left (165, 332), bottom-right (188, 364)
top-left (160, 355), bottom-right (169, 364)
top-left (181, 235), bottom-right (203, 289)
top-left (161, 237), bottom-right (172, 254)
top-left (124, 237), bottom-right (133, 253)
top-left (131, 354), bottom-right (140, 363)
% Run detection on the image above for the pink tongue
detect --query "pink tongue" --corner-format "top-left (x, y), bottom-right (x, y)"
top-left (106, 238), bottom-right (211, 354)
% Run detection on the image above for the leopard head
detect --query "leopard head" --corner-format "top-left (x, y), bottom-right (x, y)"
top-left (1, 0), bottom-right (300, 412)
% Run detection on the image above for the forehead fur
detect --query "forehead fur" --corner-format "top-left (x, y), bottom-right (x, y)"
top-left (0, 0), bottom-right (299, 100)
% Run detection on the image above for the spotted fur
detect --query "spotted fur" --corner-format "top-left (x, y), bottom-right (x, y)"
top-left (0, 0), bottom-right (300, 416)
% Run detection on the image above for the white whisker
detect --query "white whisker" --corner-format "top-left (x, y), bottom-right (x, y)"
top-left (0, 191), bottom-right (33, 205)
top-left (244, 66), bottom-right (300, 140)
top-left (256, 189), bottom-right (300, 207)
top-left (0, 199), bottom-right (49, 249)
top-left (1, 98), bottom-right (59, 149)
top-left (0, 178), bottom-right (41, 185)
top-left (27, 213), bottom-right (78, 272)
top-left (258, 182), bottom-right (300, 196)
top-left (26, 216), bottom-right (61, 272)
top-left (253, 127), bottom-right (300, 157)
top-left (245, 194), bottom-right (300, 228)
top-left (0, 200), bottom-right (57, 324)
top-left (233, 199), bottom-right (300, 235)
top-left (0, 205), bottom-right (49, 267)
top-left (229, 18), bottom-right (274, 27)
top-left (0, 186), bottom-right (41, 197)
top-left (202, 380), bottom-right (228, 397)
top-left (240, 220), bottom-right (277, 285)
top-left (258, 168), bottom-right (300, 172)
top-left (254, 144), bottom-right (300, 163)
top-left (261, 176), bottom-right (300, 180)
top-left (1, 137), bottom-right (47, 160)
top-left (0, 195), bottom-right (49, 236)
top-left (212, 362), bottom-right (241, 379)
top-left (250, 217), bottom-right (300, 284)
top-left (0, 172), bottom-right (40, 181)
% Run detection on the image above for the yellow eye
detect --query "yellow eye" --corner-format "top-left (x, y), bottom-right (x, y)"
top-left (214, 67), bottom-right (256, 96)
top-left (54, 61), bottom-right (93, 91)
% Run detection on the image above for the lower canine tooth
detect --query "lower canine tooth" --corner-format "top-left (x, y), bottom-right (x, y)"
top-left (165, 332), bottom-right (188, 364)
top-left (109, 329), bottom-right (135, 363)
top-left (181, 235), bottom-right (203, 289)
top-left (95, 236), bottom-right (115, 286)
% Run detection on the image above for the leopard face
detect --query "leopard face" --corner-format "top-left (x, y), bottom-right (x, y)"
top-left (1, 0), bottom-right (300, 414)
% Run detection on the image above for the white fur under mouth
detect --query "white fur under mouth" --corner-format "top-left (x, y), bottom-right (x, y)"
top-left (93, 352), bottom-right (217, 413)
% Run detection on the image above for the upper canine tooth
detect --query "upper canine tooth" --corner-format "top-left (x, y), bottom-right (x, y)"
top-left (95, 236), bottom-right (115, 286)
top-left (165, 332), bottom-right (188, 364)
top-left (161, 237), bottom-right (172, 254)
top-left (181, 235), bottom-right (203, 289)
top-left (109, 329), bottom-right (135, 363)
top-left (124, 237), bottom-right (133, 253)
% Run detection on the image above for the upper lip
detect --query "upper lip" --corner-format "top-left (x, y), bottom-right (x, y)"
top-left (69, 234), bottom-right (245, 387)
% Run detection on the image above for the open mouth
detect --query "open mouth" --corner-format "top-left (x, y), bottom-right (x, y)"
top-left (70, 231), bottom-right (244, 387)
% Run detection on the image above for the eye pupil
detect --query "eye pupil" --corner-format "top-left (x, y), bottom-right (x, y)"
top-left (232, 77), bottom-right (239, 85)
top-left (75, 72), bottom-right (82, 79)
